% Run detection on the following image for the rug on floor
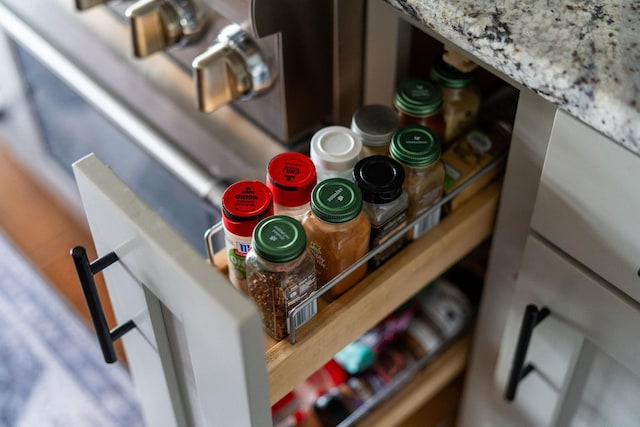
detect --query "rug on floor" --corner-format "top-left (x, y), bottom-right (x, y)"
top-left (0, 231), bottom-right (144, 427)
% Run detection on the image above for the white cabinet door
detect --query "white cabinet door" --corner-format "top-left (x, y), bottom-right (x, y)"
top-left (496, 235), bottom-right (640, 427)
top-left (73, 154), bottom-right (271, 427)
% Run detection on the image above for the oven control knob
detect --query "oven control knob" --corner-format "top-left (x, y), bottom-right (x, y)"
top-left (192, 24), bottom-right (275, 113)
top-left (126, 0), bottom-right (207, 58)
top-left (75, 0), bottom-right (110, 10)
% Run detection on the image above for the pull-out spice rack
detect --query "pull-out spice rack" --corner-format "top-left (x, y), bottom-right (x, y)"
top-left (205, 157), bottom-right (503, 405)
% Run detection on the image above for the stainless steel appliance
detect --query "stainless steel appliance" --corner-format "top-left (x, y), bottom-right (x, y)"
top-left (0, 0), bottom-right (362, 253)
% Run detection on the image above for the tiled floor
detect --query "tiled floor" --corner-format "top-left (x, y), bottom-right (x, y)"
top-left (0, 143), bottom-right (124, 361)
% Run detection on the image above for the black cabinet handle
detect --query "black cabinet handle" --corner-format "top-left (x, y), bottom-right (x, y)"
top-left (504, 304), bottom-right (550, 401)
top-left (71, 246), bottom-right (136, 364)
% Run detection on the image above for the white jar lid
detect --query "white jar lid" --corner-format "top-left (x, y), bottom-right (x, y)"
top-left (310, 126), bottom-right (362, 172)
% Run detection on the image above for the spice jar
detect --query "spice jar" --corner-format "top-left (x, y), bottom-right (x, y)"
top-left (353, 156), bottom-right (408, 267)
top-left (393, 79), bottom-right (446, 142)
top-left (430, 57), bottom-right (481, 146)
top-left (246, 215), bottom-right (317, 341)
top-left (310, 126), bottom-right (362, 182)
top-left (350, 105), bottom-right (399, 158)
top-left (302, 178), bottom-right (370, 300)
top-left (390, 126), bottom-right (445, 241)
top-left (221, 181), bottom-right (274, 293)
top-left (266, 152), bottom-right (317, 221)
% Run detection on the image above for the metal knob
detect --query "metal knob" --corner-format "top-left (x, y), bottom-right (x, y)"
top-left (192, 24), bottom-right (275, 113)
top-left (126, 0), bottom-right (207, 58)
top-left (75, 0), bottom-right (111, 11)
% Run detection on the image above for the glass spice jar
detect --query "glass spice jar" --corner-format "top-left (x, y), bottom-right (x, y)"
top-left (266, 152), bottom-right (317, 221)
top-left (390, 126), bottom-right (445, 241)
top-left (350, 104), bottom-right (400, 158)
top-left (393, 79), bottom-right (446, 142)
top-left (353, 156), bottom-right (408, 268)
top-left (221, 180), bottom-right (274, 293)
top-left (310, 126), bottom-right (362, 182)
top-left (246, 215), bottom-right (317, 341)
top-left (302, 178), bottom-right (370, 301)
top-left (430, 57), bottom-right (481, 146)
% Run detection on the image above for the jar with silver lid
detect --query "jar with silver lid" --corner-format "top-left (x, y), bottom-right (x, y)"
top-left (350, 104), bottom-right (400, 158)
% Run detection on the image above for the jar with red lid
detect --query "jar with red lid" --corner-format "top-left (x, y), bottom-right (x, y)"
top-left (266, 152), bottom-right (317, 221)
top-left (393, 79), bottom-right (446, 142)
top-left (221, 180), bottom-right (274, 293)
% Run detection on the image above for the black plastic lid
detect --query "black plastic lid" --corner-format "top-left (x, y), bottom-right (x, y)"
top-left (353, 155), bottom-right (405, 204)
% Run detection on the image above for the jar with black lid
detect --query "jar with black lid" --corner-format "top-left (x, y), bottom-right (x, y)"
top-left (390, 126), bottom-right (445, 241)
top-left (246, 215), bottom-right (317, 341)
top-left (353, 156), bottom-right (408, 267)
top-left (430, 57), bottom-right (481, 146)
top-left (393, 79), bottom-right (446, 142)
top-left (350, 104), bottom-right (400, 158)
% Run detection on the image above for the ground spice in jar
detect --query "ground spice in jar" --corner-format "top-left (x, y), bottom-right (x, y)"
top-left (221, 181), bottom-right (274, 293)
top-left (246, 216), bottom-right (317, 341)
top-left (393, 79), bottom-right (446, 142)
top-left (390, 126), bottom-right (445, 241)
top-left (302, 178), bottom-right (370, 300)
top-left (266, 152), bottom-right (317, 221)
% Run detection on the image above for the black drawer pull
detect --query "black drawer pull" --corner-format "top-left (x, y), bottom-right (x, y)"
top-left (71, 246), bottom-right (135, 364)
top-left (504, 304), bottom-right (550, 402)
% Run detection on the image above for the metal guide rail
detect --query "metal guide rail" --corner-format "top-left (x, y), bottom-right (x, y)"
top-left (205, 155), bottom-right (506, 344)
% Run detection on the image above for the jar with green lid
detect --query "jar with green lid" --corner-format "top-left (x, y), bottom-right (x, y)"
top-left (393, 79), bottom-right (446, 142)
top-left (430, 57), bottom-right (481, 146)
top-left (350, 104), bottom-right (400, 158)
top-left (390, 125), bottom-right (445, 241)
top-left (301, 178), bottom-right (370, 300)
top-left (246, 215), bottom-right (317, 341)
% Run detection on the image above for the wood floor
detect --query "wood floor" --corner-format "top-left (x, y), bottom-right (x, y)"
top-left (0, 143), bottom-right (124, 360)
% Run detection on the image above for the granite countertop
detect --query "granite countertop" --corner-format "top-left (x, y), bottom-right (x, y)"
top-left (385, 0), bottom-right (640, 154)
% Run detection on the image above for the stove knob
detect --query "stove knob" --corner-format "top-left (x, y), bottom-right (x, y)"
top-left (126, 0), bottom-right (207, 58)
top-left (192, 24), bottom-right (275, 113)
top-left (75, 0), bottom-right (110, 10)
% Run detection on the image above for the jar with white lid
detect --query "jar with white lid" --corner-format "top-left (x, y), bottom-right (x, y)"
top-left (310, 126), bottom-right (362, 182)
top-left (350, 105), bottom-right (399, 158)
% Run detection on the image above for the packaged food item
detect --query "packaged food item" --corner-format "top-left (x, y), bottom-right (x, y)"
top-left (441, 120), bottom-right (511, 212)
top-left (272, 360), bottom-right (348, 427)
top-left (221, 181), bottom-right (273, 293)
top-left (266, 152), bottom-right (317, 221)
top-left (310, 126), bottom-right (362, 182)
top-left (350, 104), bottom-right (399, 157)
top-left (393, 79), bottom-right (446, 142)
top-left (246, 215), bottom-right (317, 340)
top-left (302, 178), bottom-right (370, 300)
top-left (430, 56), bottom-right (481, 146)
top-left (389, 126), bottom-right (445, 240)
top-left (353, 155), bottom-right (408, 267)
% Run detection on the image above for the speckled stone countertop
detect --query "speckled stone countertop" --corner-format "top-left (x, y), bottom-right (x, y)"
top-left (385, 0), bottom-right (640, 154)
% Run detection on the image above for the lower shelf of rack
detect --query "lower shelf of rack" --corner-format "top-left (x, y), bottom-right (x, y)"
top-left (358, 335), bottom-right (471, 427)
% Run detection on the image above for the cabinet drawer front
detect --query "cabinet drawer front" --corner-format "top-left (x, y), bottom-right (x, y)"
top-left (531, 110), bottom-right (640, 304)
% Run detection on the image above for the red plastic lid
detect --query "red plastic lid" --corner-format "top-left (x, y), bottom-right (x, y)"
top-left (222, 181), bottom-right (273, 236)
top-left (266, 152), bottom-right (317, 207)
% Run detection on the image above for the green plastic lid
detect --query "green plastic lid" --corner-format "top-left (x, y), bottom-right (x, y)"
top-left (252, 215), bottom-right (307, 263)
top-left (393, 79), bottom-right (442, 116)
top-left (390, 125), bottom-right (441, 167)
top-left (430, 57), bottom-right (476, 89)
top-left (311, 178), bottom-right (363, 223)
